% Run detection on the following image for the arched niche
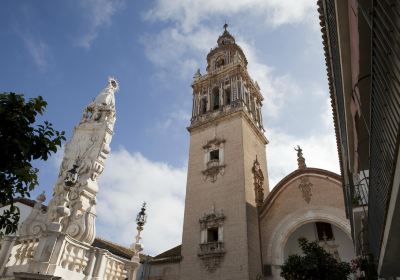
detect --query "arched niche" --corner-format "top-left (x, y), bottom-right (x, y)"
top-left (283, 221), bottom-right (354, 263)
top-left (265, 207), bottom-right (353, 279)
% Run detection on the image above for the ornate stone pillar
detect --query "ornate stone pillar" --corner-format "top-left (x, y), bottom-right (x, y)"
top-left (90, 249), bottom-right (108, 280)
top-left (44, 78), bottom-right (119, 245)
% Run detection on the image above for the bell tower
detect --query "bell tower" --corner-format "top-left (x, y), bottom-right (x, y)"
top-left (180, 25), bottom-right (269, 280)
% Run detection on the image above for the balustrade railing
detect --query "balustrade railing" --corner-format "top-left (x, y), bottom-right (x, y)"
top-left (104, 256), bottom-right (128, 280)
top-left (198, 241), bottom-right (225, 257)
top-left (59, 238), bottom-right (90, 273)
top-left (6, 238), bottom-right (39, 267)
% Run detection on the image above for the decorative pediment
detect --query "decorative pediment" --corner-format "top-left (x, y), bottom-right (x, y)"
top-left (199, 209), bottom-right (225, 229)
top-left (198, 208), bottom-right (226, 272)
top-left (202, 138), bottom-right (226, 150)
top-left (202, 164), bottom-right (226, 183)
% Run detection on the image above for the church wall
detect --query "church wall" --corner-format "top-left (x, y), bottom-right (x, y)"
top-left (241, 117), bottom-right (269, 279)
top-left (259, 174), bottom-right (351, 279)
top-left (180, 113), bottom-right (250, 280)
top-left (145, 262), bottom-right (180, 280)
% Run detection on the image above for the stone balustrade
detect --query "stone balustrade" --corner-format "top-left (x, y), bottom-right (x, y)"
top-left (104, 255), bottom-right (128, 280)
top-left (5, 238), bottom-right (39, 267)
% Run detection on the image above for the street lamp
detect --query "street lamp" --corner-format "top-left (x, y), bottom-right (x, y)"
top-left (136, 202), bottom-right (147, 229)
top-left (132, 202), bottom-right (147, 258)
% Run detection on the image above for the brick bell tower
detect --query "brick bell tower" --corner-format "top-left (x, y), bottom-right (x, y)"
top-left (180, 25), bottom-right (270, 280)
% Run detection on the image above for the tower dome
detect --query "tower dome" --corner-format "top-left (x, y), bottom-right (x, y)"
top-left (217, 23), bottom-right (236, 45)
top-left (206, 24), bottom-right (248, 72)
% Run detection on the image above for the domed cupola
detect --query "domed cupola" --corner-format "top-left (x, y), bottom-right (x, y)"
top-left (206, 24), bottom-right (248, 73)
top-left (217, 23), bottom-right (236, 45)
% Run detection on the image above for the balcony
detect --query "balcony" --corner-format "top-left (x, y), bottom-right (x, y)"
top-left (198, 242), bottom-right (225, 258)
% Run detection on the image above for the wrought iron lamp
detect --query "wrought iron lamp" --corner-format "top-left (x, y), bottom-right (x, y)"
top-left (64, 163), bottom-right (79, 187)
top-left (136, 202), bottom-right (147, 229)
top-left (132, 202), bottom-right (147, 258)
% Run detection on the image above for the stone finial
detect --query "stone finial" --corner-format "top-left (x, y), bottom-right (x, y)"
top-left (36, 191), bottom-right (46, 204)
top-left (193, 69), bottom-right (201, 80)
top-left (295, 145), bottom-right (306, 169)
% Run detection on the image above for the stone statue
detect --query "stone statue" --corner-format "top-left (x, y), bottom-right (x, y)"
top-left (294, 145), bottom-right (303, 158)
top-left (295, 145), bottom-right (306, 169)
top-left (81, 77), bottom-right (118, 124)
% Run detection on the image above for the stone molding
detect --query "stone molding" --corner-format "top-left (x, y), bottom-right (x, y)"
top-left (265, 207), bottom-right (350, 267)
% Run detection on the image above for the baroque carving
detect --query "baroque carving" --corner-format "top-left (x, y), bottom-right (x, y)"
top-left (252, 157), bottom-right (265, 207)
top-left (202, 137), bottom-right (226, 150)
top-left (202, 164), bottom-right (225, 183)
top-left (202, 137), bottom-right (226, 183)
top-left (298, 176), bottom-right (313, 203)
top-left (198, 207), bottom-right (225, 272)
top-left (18, 78), bottom-right (118, 245)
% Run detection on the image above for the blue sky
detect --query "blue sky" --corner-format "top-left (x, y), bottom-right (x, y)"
top-left (1, 0), bottom-right (339, 255)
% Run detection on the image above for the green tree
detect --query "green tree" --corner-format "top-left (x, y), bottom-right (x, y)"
top-left (281, 238), bottom-right (352, 280)
top-left (0, 92), bottom-right (65, 235)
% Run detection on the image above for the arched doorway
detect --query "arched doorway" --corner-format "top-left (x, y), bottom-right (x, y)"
top-left (283, 221), bottom-right (354, 262)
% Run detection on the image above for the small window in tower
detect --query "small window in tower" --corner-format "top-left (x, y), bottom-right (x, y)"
top-left (201, 98), bottom-right (207, 114)
top-left (316, 222), bottom-right (334, 241)
top-left (210, 150), bottom-right (219, 161)
top-left (215, 57), bottom-right (225, 69)
top-left (207, 227), bottom-right (219, 242)
top-left (224, 88), bottom-right (231, 105)
top-left (213, 88), bottom-right (220, 110)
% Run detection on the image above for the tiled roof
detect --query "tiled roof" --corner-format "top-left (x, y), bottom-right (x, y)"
top-left (92, 237), bottom-right (145, 261)
top-left (316, 0), bottom-right (344, 178)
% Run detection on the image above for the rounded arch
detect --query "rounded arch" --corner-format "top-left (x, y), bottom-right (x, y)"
top-left (266, 206), bottom-right (351, 266)
top-left (260, 168), bottom-right (342, 217)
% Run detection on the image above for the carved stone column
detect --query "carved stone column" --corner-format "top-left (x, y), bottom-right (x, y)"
top-left (15, 78), bottom-right (119, 246)
top-left (43, 78), bottom-right (119, 245)
top-left (0, 236), bottom-right (16, 272)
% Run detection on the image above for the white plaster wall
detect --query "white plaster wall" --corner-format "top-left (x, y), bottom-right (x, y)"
top-left (284, 222), bottom-right (354, 262)
top-left (332, 224), bottom-right (355, 262)
top-left (283, 222), bottom-right (315, 260)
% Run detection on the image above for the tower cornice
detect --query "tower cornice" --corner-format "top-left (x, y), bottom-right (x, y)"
top-left (187, 107), bottom-right (268, 145)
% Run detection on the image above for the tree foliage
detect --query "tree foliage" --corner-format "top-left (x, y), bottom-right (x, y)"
top-left (0, 92), bottom-right (65, 235)
top-left (280, 238), bottom-right (352, 280)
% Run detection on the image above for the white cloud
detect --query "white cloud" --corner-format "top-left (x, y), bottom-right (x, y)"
top-left (145, 0), bottom-right (316, 32)
top-left (267, 128), bottom-right (339, 189)
top-left (239, 40), bottom-right (302, 119)
top-left (153, 109), bottom-right (191, 133)
top-left (96, 148), bottom-right (187, 256)
top-left (77, 0), bottom-right (123, 49)
top-left (20, 35), bottom-right (50, 71)
top-left (141, 26), bottom-right (217, 78)
top-left (322, 97), bottom-right (335, 129)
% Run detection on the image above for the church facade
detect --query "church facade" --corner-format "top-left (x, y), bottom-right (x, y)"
top-left (140, 27), bottom-right (355, 280)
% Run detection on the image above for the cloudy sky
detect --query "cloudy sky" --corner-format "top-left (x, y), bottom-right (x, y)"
top-left (0, 0), bottom-right (339, 256)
